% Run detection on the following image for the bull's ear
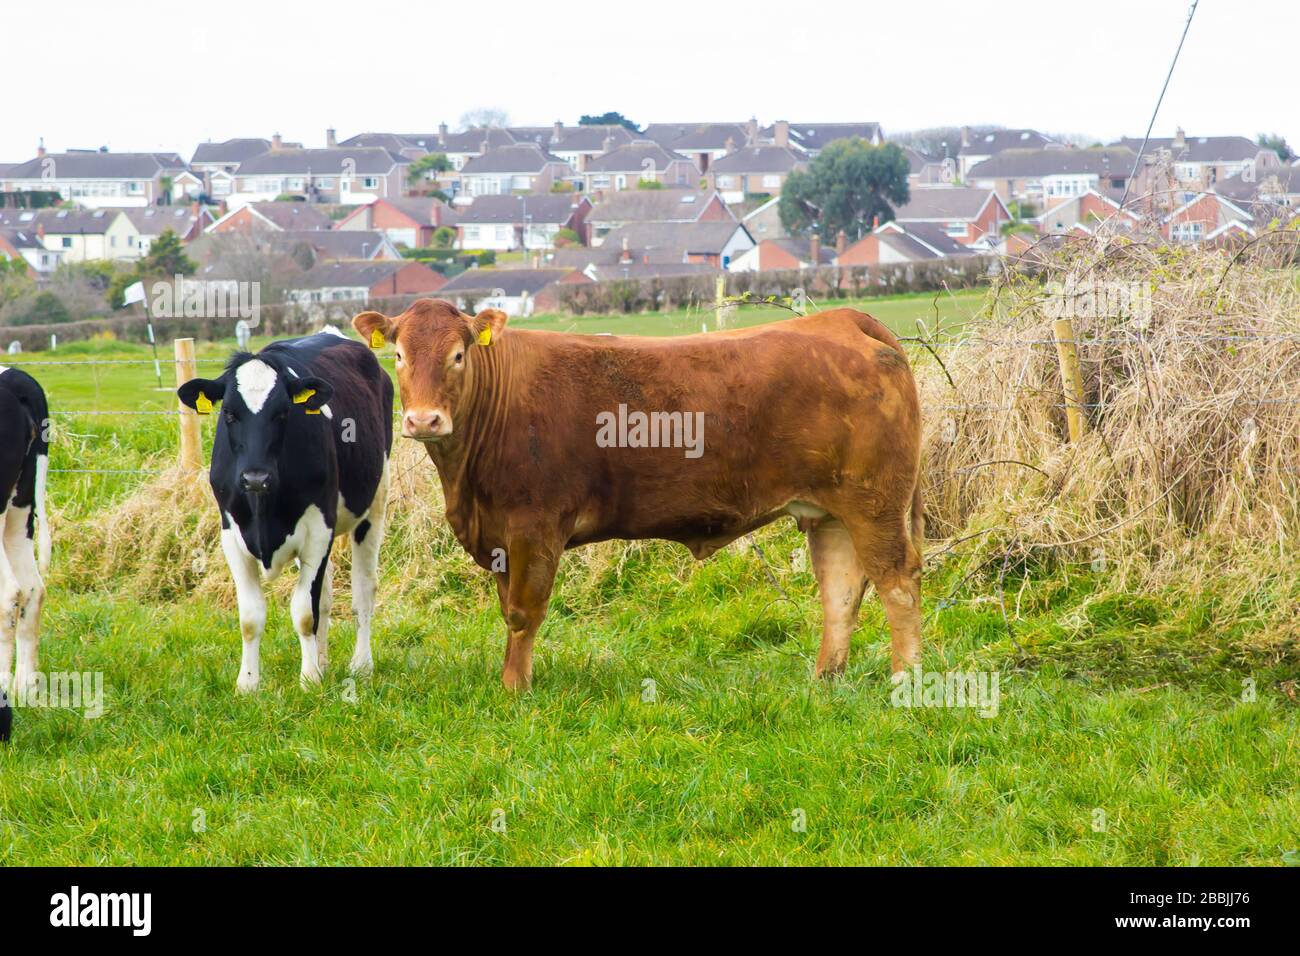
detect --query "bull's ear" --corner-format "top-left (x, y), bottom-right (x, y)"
top-left (290, 376), bottom-right (333, 414)
top-left (353, 310), bottom-right (395, 349)
top-left (178, 376), bottom-right (225, 414)
top-left (470, 307), bottom-right (509, 347)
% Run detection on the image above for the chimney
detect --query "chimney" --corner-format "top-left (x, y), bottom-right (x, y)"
top-left (438, 122), bottom-right (448, 147)
top-left (808, 234), bottom-right (821, 266)
top-left (835, 229), bottom-right (847, 257)
top-left (272, 132), bottom-right (283, 151)
top-left (553, 120), bottom-right (563, 143)
top-left (774, 120), bottom-right (789, 148)
top-left (36, 138), bottom-right (46, 159)
top-left (746, 116), bottom-right (758, 145)
top-left (620, 235), bottom-right (632, 264)
top-left (1173, 126), bottom-right (1186, 150)
top-left (602, 134), bottom-right (613, 152)
top-left (326, 127), bottom-right (337, 148)
top-left (481, 138), bottom-right (490, 154)
top-left (960, 126), bottom-right (972, 149)
top-left (724, 136), bottom-right (736, 155)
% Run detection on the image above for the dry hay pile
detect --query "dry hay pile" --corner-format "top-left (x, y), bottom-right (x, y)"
top-left (915, 225), bottom-right (1300, 656)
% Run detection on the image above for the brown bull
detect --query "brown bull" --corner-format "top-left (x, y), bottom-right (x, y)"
top-left (353, 299), bottom-right (923, 690)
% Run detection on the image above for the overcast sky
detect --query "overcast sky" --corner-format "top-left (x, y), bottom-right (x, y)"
top-left (4, 0), bottom-right (1294, 161)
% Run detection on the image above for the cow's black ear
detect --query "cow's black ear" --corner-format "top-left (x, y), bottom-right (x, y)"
top-left (290, 376), bottom-right (333, 412)
top-left (178, 377), bottom-right (225, 413)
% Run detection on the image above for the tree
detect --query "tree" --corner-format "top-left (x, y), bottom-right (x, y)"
top-left (579, 112), bottom-right (640, 133)
top-left (1258, 133), bottom-right (1294, 163)
top-left (138, 229), bottom-right (196, 278)
top-left (779, 140), bottom-right (911, 241)
top-left (459, 107), bottom-right (509, 130)
top-left (408, 152), bottom-right (452, 183)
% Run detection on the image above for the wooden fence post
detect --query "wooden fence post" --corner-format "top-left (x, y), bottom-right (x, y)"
top-left (714, 274), bottom-right (727, 330)
top-left (1052, 317), bottom-right (1087, 442)
top-left (175, 337), bottom-right (202, 475)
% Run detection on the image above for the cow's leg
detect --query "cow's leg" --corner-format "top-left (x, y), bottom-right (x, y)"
top-left (499, 536), bottom-right (560, 691)
top-left (0, 524), bottom-right (16, 696)
top-left (349, 462), bottom-right (388, 678)
top-left (221, 527), bottom-right (266, 694)
top-left (844, 513), bottom-right (922, 677)
top-left (5, 503), bottom-right (44, 698)
top-left (315, 558), bottom-right (333, 673)
top-left (292, 544), bottom-right (331, 689)
top-left (807, 517), bottom-right (868, 678)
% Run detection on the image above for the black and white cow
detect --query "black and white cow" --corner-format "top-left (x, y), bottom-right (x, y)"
top-left (0, 365), bottom-right (50, 740)
top-left (177, 328), bottom-right (393, 693)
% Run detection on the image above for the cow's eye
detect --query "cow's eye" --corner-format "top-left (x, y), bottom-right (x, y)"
top-left (453, 351), bottom-right (464, 364)
top-left (223, 411), bottom-right (235, 426)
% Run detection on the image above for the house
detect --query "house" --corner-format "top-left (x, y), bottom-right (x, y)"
top-left (956, 127), bottom-right (1060, 179)
top-left (904, 147), bottom-right (950, 187)
top-left (759, 121), bottom-right (885, 156)
top-left (581, 142), bottom-right (698, 193)
top-left (1111, 129), bottom-right (1275, 190)
top-left (0, 208), bottom-right (143, 262)
top-left (208, 200), bottom-right (335, 234)
top-left (336, 130), bottom-right (441, 160)
top-left (271, 230), bottom-right (401, 261)
top-left (190, 138), bottom-right (273, 200)
top-left (890, 186), bottom-right (1010, 245)
top-left (642, 123), bottom-right (751, 173)
top-left (599, 221), bottom-right (754, 269)
top-left (436, 267), bottom-right (589, 317)
top-left (283, 259), bottom-right (445, 306)
top-left (454, 194), bottom-right (591, 251)
top-left (1, 146), bottom-right (191, 208)
top-left (1162, 192), bottom-right (1255, 244)
top-left (739, 195), bottom-right (789, 241)
top-left (227, 144), bottom-right (406, 207)
top-left (1212, 165), bottom-right (1300, 214)
top-left (0, 227), bottom-right (60, 275)
top-left (123, 204), bottom-right (215, 249)
top-left (838, 220), bottom-right (978, 266)
top-left (728, 235), bottom-right (839, 272)
top-left (458, 144), bottom-right (572, 198)
top-left (1034, 190), bottom-right (1141, 236)
top-left (585, 188), bottom-right (732, 245)
top-left (546, 124), bottom-right (638, 172)
top-left (707, 145), bottom-right (806, 203)
top-left (334, 197), bottom-right (456, 249)
top-left (966, 148), bottom-right (1136, 211)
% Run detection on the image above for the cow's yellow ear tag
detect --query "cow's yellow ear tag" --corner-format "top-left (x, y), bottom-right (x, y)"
top-left (294, 388), bottom-right (321, 415)
top-left (195, 392), bottom-right (213, 415)
top-left (369, 329), bottom-right (385, 349)
top-left (478, 327), bottom-right (492, 347)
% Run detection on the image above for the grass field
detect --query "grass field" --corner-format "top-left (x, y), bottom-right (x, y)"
top-left (1, 288), bottom-right (1297, 865)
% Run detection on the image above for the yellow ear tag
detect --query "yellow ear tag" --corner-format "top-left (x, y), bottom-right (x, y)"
top-left (478, 327), bottom-right (492, 347)
top-left (369, 329), bottom-right (385, 349)
top-left (195, 392), bottom-right (213, 415)
top-left (294, 387), bottom-right (320, 414)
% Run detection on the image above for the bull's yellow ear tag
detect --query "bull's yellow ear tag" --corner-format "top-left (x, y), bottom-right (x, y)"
top-left (293, 387), bottom-right (320, 413)
top-left (369, 329), bottom-right (385, 349)
top-left (195, 392), bottom-right (213, 415)
top-left (477, 327), bottom-right (492, 346)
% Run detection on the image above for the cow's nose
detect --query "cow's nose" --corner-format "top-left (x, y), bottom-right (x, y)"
top-left (403, 410), bottom-right (449, 440)
top-left (240, 469), bottom-right (271, 496)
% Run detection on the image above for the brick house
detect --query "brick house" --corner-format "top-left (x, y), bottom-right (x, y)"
top-left (284, 259), bottom-right (445, 305)
top-left (208, 201), bottom-right (335, 235)
top-left (890, 186), bottom-right (1010, 245)
top-left (1111, 129), bottom-right (1276, 192)
top-left (334, 197), bottom-right (457, 249)
top-left (966, 148), bottom-right (1136, 211)
top-left (956, 127), bottom-right (1059, 179)
top-left (585, 188), bottom-right (732, 245)
top-left (1161, 192), bottom-right (1255, 244)
top-left (642, 123), bottom-right (750, 174)
top-left (228, 145), bottom-right (406, 207)
top-left (582, 142), bottom-right (698, 193)
top-left (459, 144), bottom-right (572, 198)
top-left (838, 220), bottom-right (977, 266)
top-left (437, 267), bottom-right (590, 317)
top-left (707, 145), bottom-right (806, 203)
top-left (728, 235), bottom-right (839, 272)
top-left (599, 220), bottom-right (754, 269)
top-left (1035, 190), bottom-right (1141, 235)
top-left (453, 194), bottom-right (591, 251)
top-left (190, 138), bottom-right (271, 199)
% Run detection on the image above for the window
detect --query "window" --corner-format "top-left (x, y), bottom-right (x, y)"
top-left (61, 237), bottom-right (72, 248)
top-left (1171, 221), bottom-right (1203, 242)
top-left (362, 177), bottom-right (377, 189)
top-left (212, 179), bottom-right (231, 197)
top-left (591, 175), bottom-right (610, 189)
top-left (615, 175), bottom-right (627, 190)
top-left (716, 175), bottom-right (736, 189)
top-left (762, 174), bottom-right (781, 189)
top-left (464, 225), bottom-right (482, 242)
top-left (316, 177), bottom-right (334, 189)
top-left (945, 222), bottom-right (966, 238)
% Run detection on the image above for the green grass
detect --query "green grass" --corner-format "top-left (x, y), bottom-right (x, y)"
top-left (1, 288), bottom-right (1297, 865)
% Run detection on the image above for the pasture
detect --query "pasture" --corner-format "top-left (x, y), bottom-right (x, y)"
top-left (1, 281), bottom-right (1297, 866)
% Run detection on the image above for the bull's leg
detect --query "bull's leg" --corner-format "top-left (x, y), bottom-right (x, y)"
top-left (348, 461), bottom-right (388, 678)
top-left (807, 517), bottom-right (869, 678)
top-left (5, 503), bottom-right (44, 698)
top-left (292, 545), bottom-right (331, 689)
top-left (844, 514), bottom-right (922, 677)
top-left (499, 536), bottom-right (560, 691)
top-left (221, 527), bottom-right (266, 694)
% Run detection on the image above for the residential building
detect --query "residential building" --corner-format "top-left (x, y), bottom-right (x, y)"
top-left (459, 144), bottom-right (572, 198)
top-left (1, 147), bottom-right (190, 208)
top-left (283, 259), bottom-right (445, 306)
top-left (189, 138), bottom-right (272, 199)
top-left (728, 235), bottom-right (838, 272)
top-left (1111, 129), bottom-right (1275, 190)
top-left (582, 142), bottom-right (697, 193)
top-left (966, 148), bottom-right (1136, 210)
top-left (454, 194), bottom-right (590, 251)
top-left (271, 230), bottom-right (401, 261)
top-left (599, 220), bottom-right (754, 269)
top-left (1035, 190), bottom-right (1141, 236)
top-left (0, 226), bottom-right (61, 275)
top-left (1162, 192), bottom-right (1255, 244)
top-left (707, 145), bottom-right (806, 203)
top-left (334, 197), bottom-right (457, 249)
top-left (956, 127), bottom-right (1059, 179)
top-left (890, 186), bottom-right (1010, 245)
top-left (759, 121), bottom-right (885, 156)
top-left (586, 188), bottom-right (732, 245)
top-left (546, 124), bottom-right (638, 172)
top-left (642, 123), bottom-right (750, 173)
top-left (227, 145), bottom-right (406, 207)
top-left (838, 220), bottom-right (978, 266)
top-left (123, 204), bottom-right (215, 250)
top-left (208, 201), bottom-right (335, 234)
top-left (437, 267), bottom-right (590, 317)
top-left (0, 207), bottom-right (142, 262)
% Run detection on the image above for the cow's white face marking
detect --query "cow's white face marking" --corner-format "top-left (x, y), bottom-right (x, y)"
top-left (235, 360), bottom-right (278, 414)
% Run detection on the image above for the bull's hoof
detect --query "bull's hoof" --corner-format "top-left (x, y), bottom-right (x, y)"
top-left (235, 674), bottom-right (259, 695)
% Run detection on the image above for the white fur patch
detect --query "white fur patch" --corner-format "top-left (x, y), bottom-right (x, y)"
top-left (286, 368), bottom-right (300, 378)
top-left (321, 325), bottom-right (347, 338)
top-left (235, 359), bottom-right (278, 414)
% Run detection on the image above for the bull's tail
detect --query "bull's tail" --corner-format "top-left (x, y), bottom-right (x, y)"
top-left (910, 470), bottom-right (924, 563)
